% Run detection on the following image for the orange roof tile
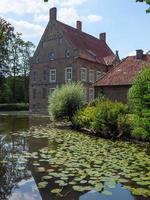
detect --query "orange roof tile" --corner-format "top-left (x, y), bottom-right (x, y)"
top-left (94, 54), bottom-right (150, 86)
top-left (58, 21), bottom-right (115, 64)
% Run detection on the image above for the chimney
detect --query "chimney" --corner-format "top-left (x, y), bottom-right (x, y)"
top-left (136, 49), bottom-right (143, 60)
top-left (116, 50), bottom-right (119, 58)
top-left (76, 21), bottom-right (82, 31)
top-left (100, 32), bottom-right (106, 42)
top-left (49, 7), bottom-right (57, 21)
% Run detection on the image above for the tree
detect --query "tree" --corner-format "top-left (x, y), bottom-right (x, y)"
top-left (21, 41), bottom-right (35, 102)
top-left (0, 17), bottom-right (14, 43)
top-left (128, 66), bottom-right (150, 116)
top-left (48, 82), bottom-right (84, 122)
top-left (136, 0), bottom-right (150, 13)
top-left (0, 17), bottom-right (35, 104)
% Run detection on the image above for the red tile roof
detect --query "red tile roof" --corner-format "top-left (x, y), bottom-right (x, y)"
top-left (58, 21), bottom-right (115, 65)
top-left (94, 54), bottom-right (150, 86)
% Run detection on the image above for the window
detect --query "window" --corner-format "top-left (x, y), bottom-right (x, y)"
top-left (33, 71), bottom-right (37, 82)
top-left (89, 70), bottom-right (95, 83)
top-left (49, 69), bottom-right (56, 83)
top-left (81, 68), bottom-right (87, 82)
top-left (49, 88), bottom-right (55, 96)
top-left (49, 51), bottom-right (55, 60)
top-left (42, 88), bottom-right (47, 99)
top-left (96, 71), bottom-right (102, 80)
top-left (43, 70), bottom-right (47, 81)
top-left (33, 88), bottom-right (36, 99)
top-left (65, 67), bottom-right (72, 81)
top-left (89, 88), bottom-right (94, 101)
top-left (66, 50), bottom-right (70, 58)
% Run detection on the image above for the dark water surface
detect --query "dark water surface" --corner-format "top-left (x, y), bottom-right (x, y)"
top-left (0, 114), bottom-right (150, 200)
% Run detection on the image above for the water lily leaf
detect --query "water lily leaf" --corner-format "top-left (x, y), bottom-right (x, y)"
top-left (38, 181), bottom-right (48, 188)
top-left (51, 188), bottom-right (62, 194)
top-left (102, 190), bottom-right (112, 195)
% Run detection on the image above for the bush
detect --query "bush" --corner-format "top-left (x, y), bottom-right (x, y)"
top-left (48, 82), bottom-right (84, 122)
top-left (0, 103), bottom-right (29, 111)
top-left (128, 66), bottom-right (150, 117)
top-left (72, 106), bottom-right (95, 129)
top-left (128, 114), bottom-right (150, 140)
top-left (91, 101), bottom-right (128, 138)
top-left (128, 67), bottom-right (150, 140)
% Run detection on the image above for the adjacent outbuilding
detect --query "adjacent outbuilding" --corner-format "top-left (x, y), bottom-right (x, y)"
top-left (94, 50), bottom-right (150, 103)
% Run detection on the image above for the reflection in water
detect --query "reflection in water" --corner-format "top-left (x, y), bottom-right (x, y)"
top-left (0, 115), bottom-right (150, 200)
top-left (0, 134), bottom-right (31, 199)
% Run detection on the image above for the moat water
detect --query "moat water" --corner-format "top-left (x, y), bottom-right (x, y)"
top-left (0, 113), bottom-right (150, 200)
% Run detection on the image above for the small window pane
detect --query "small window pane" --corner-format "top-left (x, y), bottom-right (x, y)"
top-left (89, 70), bottom-right (95, 83)
top-left (81, 68), bottom-right (87, 82)
top-left (50, 69), bottom-right (56, 82)
top-left (65, 67), bottom-right (72, 81)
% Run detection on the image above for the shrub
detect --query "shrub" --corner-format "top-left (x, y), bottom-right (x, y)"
top-left (48, 82), bottom-right (84, 122)
top-left (128, 67), bottom-right (150, 140)
top-left (72, 106), bottom-right (95, 129)
top-left (91, 101), bottom-right (128, 138)
top-left (129, 114), bottom-right (150, 140)
top-left (128, 66), bottom-right (150, 117)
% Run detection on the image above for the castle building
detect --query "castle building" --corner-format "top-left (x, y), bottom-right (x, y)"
top-left (29, 7), bottom-right (118, 114)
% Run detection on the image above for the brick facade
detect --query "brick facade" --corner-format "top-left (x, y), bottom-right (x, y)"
top-left (29, 7), bottom-right (116, 114)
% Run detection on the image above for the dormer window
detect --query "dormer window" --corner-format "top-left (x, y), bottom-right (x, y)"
top-left (66, 50), bottom-right (70, 58)
top-left (49, 51), bottom-right (55, 60)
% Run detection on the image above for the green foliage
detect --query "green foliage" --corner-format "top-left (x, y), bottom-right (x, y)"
top-left (128, 67), bottom-right (150, 117)
top-left (72, 106), bottom-right (96, 129)
top-left (91, 101), bottom-right (128, 138)
top-left (0, 17), bottom-right (35, 104)
top-left (0, 103), bottom-right (29, 111)
top-left (73, 100), bottom-right (128, 138)
top-left (136, 0), bottom-right (150, 13)
top-left (128, 67), bottom-right (150, 140)
top-left (48, 82), bottom-right (84, 121)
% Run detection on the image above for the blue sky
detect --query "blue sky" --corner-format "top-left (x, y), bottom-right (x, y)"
top-left (0, 0), bottom-right (149, 58)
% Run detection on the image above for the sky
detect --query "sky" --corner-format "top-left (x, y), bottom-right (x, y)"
top-left (0, 0), bottom-right (149, 58)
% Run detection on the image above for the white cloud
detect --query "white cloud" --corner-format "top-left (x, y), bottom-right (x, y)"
top-left (58, 7), bottom-right (80, 25)
top-left (87, 14), bottom-right (102, 22)
top-left (0, 0), bottom-right (57, 15)
top-left (60, 0), bottom-right (87, 7)
top-left (5, 17), bottom-right (44, 40)
top-left (0, 0), bottom-right (103, 42)
top-left (33, 14), bottom-right (49, 23)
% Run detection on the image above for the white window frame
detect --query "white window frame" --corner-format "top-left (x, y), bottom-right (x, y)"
top-left (49, 69), bottom-right (56, 83)
top-left (65, 67), bottom-right (72, 81)
top-left (49, 88), bottom-right (55, 96)
top-left (89, 70), bottom-right (95, 83)
top-left (89, 88), bottom-right (95, 101)
top-left (96, 71), bottom-right (102, 81)
top-left (81, 68), bottom-right (87, 82)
